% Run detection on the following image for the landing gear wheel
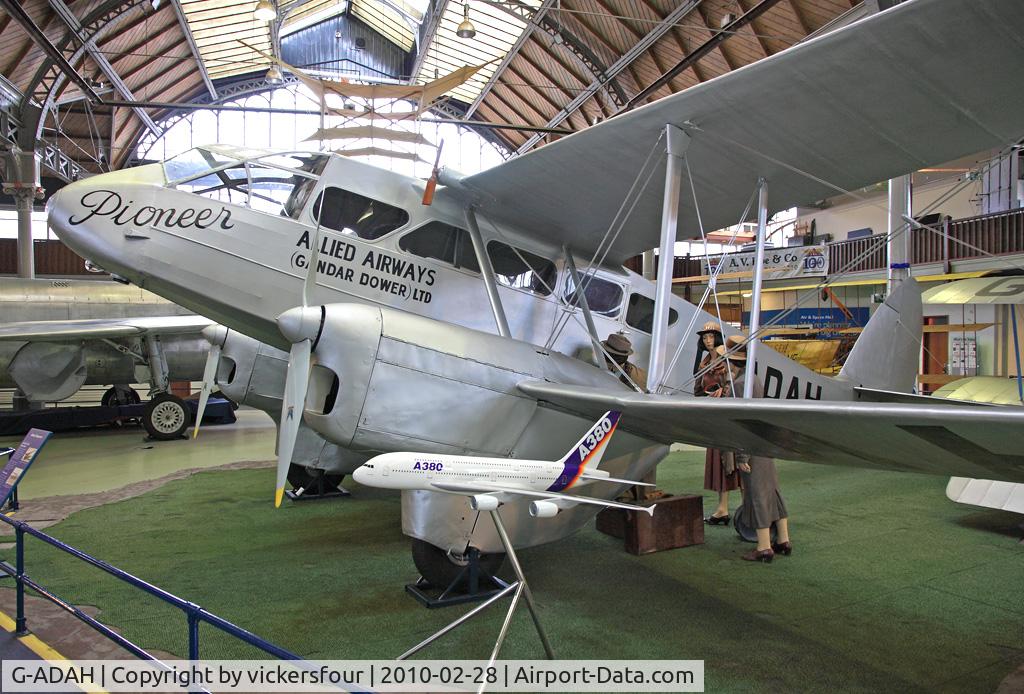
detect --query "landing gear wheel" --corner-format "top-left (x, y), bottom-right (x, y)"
top-left (732, 505), bottom-right (778, 544)
top-left (101, 386), bottom-right (140, 407)
top-left (411, 538), bottom-right (505, 588)
top-left (143, 393), bottom-right (189, 440)
top-left (286, 464), bottom-right (344, 494)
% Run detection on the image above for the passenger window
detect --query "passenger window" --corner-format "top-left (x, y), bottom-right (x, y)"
top-left (312, 187), bottom-right (409, 240)
top-left (398, 222), bottom-right (480, 273)
top-left (563, 273), bottom-right (624, 317)
top-left (486, 241), bottom-right (557, 296)
top-left (626, 293), bottom-right (678, 333)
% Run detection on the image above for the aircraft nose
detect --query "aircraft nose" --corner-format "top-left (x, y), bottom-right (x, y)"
top-left (352, 465), bottom-right (369, 485)
top-left (47, 177), bottom-right (122, 274)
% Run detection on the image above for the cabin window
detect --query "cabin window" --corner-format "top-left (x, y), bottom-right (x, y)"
top-left (312, 187), bottom-right (409, 240)
top-left (486, 241), bottom-right (556, 297)
top-left (563, 273), bottom-right (624, 317)
top-left (398, 222), bottom-right (480, 273)
top-left (625, 293), bottom-right (678, 333)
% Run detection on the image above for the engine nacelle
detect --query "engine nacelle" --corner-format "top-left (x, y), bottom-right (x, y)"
top-left (304, 303), bottom-right (624, 459)
top-left (470, 495), bottom-right (501, 511)
top-left (529, 500), bottom-right (560, 518)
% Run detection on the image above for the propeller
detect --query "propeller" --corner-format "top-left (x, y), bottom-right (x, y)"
top-left (421, 140), bottom-right (444, 206)
top-left (192, 324), bottom-right (229, 439)
top-left (273, 201), bottom-right (326, 507)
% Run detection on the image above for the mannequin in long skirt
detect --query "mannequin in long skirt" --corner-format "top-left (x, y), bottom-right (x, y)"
top-left (717, 342), bottom-right (792, 563)
top-left (694, 322), bottom-right (741, 524)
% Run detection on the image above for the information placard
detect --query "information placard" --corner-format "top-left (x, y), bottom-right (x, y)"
top-left (0, 428), bottom-right (52, 507)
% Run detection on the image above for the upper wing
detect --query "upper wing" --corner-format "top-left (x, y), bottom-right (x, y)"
top-left (0, 316), bottom-right (216, 342)
top-left (430, 480), bottom-right (654, 515)
top-left (517, 381), bottom-right (1024, 484)
top-left (449, 0), bottom-right (1024, 266)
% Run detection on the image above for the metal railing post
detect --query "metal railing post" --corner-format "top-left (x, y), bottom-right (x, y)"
top-left (187, 606), bottom-right (200, 661)
top-left (15, 524), bottom-right (27, 635)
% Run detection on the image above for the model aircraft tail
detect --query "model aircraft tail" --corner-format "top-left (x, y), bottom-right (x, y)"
top-left (554, 411), bottom-right (621, 488)
top-left (838, 279), bottom-right (922, 393)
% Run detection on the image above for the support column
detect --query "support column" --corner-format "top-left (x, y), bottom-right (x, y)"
top-left (648, 125), bottom-right (689, 392)
top-left (744, 179), bottom-right (768, 400)
top-left (3, 148), bottom-right (43, 279)
top-left (887, 174), bottom-right (913, 292)
top-left (14, 190), bottom-right (34, 279)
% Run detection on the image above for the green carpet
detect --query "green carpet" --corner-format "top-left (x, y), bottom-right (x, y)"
top-left (3, 451), bottom-right (1023, 693)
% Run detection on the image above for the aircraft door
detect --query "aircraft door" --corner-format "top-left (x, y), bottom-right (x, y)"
top-left (382, 464), bottom-right (390, 477)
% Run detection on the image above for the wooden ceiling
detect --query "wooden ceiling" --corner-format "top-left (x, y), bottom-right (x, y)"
top-left (0, 0), bottom-right (858, 174)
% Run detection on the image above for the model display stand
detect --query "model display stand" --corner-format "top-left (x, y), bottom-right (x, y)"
top-left (399, 509), bottom-right (554, 691)
top-left (596, 493), bottom-right (704, 554)
top-left (406, 546), bottom-right (510, 608)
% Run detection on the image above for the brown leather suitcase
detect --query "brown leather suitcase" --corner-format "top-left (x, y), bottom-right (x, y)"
top-left (596, 494), bottom-right (704, 554)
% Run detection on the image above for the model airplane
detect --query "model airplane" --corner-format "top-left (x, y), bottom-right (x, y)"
top-left (43, 0), bottom-right (1024, 580)
top-left (353, 411), bottom-right (654, 517)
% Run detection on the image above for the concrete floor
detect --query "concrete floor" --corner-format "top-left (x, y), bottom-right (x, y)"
top-left (0, 408), bottom-right (277, 499)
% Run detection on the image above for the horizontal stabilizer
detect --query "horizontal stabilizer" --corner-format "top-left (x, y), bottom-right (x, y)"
top-left (853, 387), bottom-right (996, 408)
top-left (580, 471), bottom-right (655, 487)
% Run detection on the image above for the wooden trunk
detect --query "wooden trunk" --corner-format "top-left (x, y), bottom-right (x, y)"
top-left (596, 494), bottom-right (704, 555)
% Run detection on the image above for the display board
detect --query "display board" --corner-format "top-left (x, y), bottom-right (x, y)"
top-left (0, 428), bottom-right (52, 507)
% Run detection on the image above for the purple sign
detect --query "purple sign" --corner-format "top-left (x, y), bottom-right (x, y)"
top-left (0, 428), bottom-right (52, 506)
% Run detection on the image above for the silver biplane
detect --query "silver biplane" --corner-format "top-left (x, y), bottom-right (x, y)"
top-left (44, 0), bottom-right (1024, 578)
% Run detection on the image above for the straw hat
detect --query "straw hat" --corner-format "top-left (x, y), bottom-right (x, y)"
top-left (697, 321), bottom-right (722, 335)
top-left (724, 335), bottom-right (747, 352)
top-left (601, 333), bottom-right (633, 357)
top-left (716, 335), bottom-right (748, 362)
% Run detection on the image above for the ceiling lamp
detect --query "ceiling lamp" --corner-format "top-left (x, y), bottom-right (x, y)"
top-left (254, 0), bottom-right (277, 21)
top-left (265, 64), bottom-right (283, 84)
top-left (456, 3), bottom-right (476, 39)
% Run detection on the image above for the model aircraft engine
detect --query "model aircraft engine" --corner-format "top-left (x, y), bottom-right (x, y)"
top-left (528, 501), bottom-right (560, 518)
top-left (470, 495), bottom-right (501, 511)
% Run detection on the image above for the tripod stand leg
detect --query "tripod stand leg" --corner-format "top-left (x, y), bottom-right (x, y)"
top-left (489, 510), bottom-right (555, 659)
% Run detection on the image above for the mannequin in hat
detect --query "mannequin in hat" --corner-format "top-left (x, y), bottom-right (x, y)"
top-left (717, 340), bottom-right (792, 563)
top-left (693, 322), bottom-right (740, 525)
top-left (601, 333), bottom-right (647, 389)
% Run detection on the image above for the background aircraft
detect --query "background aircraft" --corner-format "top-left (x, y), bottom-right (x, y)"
top-left (44, 0), bottom-right (1024, 582)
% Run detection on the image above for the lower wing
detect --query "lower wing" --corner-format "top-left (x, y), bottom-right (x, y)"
top-left (518, 381), bottom-right (1024, 484)
top-left (430, 480), bottom-right (654, 516)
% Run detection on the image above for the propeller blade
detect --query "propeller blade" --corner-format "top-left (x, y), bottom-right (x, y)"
top-left (275, 339), bottom-right (312, 507)
top-left (192, 343), bottom-right (221, 439)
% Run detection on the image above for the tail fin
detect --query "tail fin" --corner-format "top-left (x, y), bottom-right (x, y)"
top-left (839, 279), bottom-right (922, 393)
top-left (551, 411), bottom-right (621, 490)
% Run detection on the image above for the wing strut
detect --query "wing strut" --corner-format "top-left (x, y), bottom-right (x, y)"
top-left (648, 125), bottom-right (689, 391)
top-left (563, 246), bottom-right (604, 367)
top-left (466, 208), bottom-right (511, 338)
top-left (744, 178), bottom-right (768, 400)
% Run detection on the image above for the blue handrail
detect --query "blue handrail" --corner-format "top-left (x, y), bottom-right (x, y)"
top-left (0, 512), bottom-right (300, 661)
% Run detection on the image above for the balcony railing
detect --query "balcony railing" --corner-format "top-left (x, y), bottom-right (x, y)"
top-left (666, 207), bottom-right (1024, 280)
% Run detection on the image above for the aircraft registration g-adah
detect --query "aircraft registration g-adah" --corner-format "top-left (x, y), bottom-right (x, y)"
top-left (45, 0), bottom-right (1024, 578)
